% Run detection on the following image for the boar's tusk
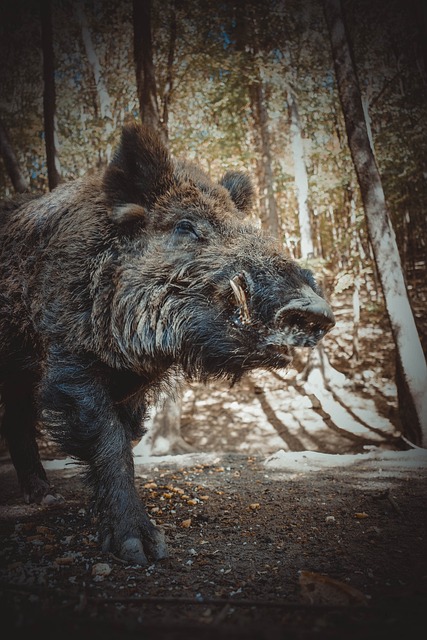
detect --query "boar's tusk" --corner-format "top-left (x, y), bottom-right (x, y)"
top-left (230, 275), bottom-right (251, 325)
top-left (229, 277), bottom-right (245, 306)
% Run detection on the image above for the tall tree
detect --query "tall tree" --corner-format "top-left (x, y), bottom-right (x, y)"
top-left (324, 0), bottom-right (427, 446)
top-left (248, 68), bottom-right (281, 240)
top-left (233, 1), bottom-right (281, 240)
top-left (40, 0), bottom-right (61, 190)
top-left (75, 2), bottom-right (115, 163)
top-left (133, 0), bottom-right (167, 144)
top-left (160, 0), bottom-right (177, 134)
top-left (0, 119), bottom-right (28, 193)
top-left (272, 1), bottom-right (319, 259)
top-left (287, 90), bottom-right (314, 258)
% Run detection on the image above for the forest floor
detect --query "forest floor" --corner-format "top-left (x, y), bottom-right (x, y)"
top-left (0, 278), bottom-right (426, 639)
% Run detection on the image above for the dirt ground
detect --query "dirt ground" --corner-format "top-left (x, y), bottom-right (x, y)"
top-left (1, 446), bottom-right (426, 640)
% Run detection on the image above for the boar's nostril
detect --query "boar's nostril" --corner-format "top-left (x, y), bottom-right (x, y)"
top-left (284, 310), bottom-right (329, 334)
top-left (276, 299), bottom-right (335, 337)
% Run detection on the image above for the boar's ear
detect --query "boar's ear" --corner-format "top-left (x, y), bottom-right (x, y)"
top-left (220, 171), bottom-right (254, 215)
top-left (102, 123), bottom-right (174, 224)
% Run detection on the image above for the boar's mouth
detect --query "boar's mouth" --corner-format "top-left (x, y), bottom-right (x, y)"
top-left (229, 274), bottom-right (335, 349)
top-left (274, 293), bottom-right (335, 340)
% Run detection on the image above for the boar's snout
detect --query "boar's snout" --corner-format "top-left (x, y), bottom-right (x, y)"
top-left (274, 287), bottom-right (335, 347)
top-left (228, 271), bottom-right (335, 350)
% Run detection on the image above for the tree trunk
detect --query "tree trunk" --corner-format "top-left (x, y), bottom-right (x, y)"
top-left (0, 119), bottom-right (29, 193)
top-left (324, 0), bottom-right (427, 446)
top-left (414, 0), bottom-right (427, 79)
top-left (161, 1), bottom-right (177, 134)
top-left (132, 0), bottom-right (167, 145)
top-left (248, 73), bottom-right (281, 241)
top-left (40, 0), bottom-right (61, 191)
top-left (234, 2), bottom-right (280, 241)
top-left (351, 270), bottom-right (361, 363)
top-left (349, 187), bottom-right (360, 363)
top-left (75, 3), bottom-right (114, 163)
top-left (287, 91), bottom-right (314, 259)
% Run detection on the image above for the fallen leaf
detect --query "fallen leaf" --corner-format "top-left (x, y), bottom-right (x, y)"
top-left (299, 570), bottom-right (368, 606)
top-left (55, 556), bottom-right (74, 566)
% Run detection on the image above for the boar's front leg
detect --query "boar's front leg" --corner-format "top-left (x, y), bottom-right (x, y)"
top-left (39, 350), bottom-right (168, 566)
top-left (1, 371), bottom-right (59, 504)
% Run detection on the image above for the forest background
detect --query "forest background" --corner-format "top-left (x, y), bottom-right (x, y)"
top-left (0, 0), bottom-right (426, 453)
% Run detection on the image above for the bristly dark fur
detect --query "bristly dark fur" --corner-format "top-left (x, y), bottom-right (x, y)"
top-left (0, 123), bottom-right (334, 566)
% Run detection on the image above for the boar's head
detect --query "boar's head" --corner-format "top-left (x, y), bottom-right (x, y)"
top-left (99, 124), bottom-right (335, 381)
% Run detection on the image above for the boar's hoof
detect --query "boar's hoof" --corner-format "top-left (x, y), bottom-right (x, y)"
top-left (40, 492), bottom-right (64, 505)
top-left (103, 525), bottom-right (169, 566)
top-left (120, 537), bottom-right (149, 566)
top-left (22, 474), bottom-right (63, 505)
top-left (143, 526), bottom-right (169, 561)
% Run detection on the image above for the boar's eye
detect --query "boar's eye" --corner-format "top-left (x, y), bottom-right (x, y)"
top-left (174, 219), bottom-right (200, 240)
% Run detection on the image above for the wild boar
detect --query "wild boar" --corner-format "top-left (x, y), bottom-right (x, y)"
top-left (0, 124), bottom-right (335, 564)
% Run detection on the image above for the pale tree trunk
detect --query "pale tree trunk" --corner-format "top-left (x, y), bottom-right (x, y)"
top-left (132, 0), bottom-right (189, 454)
top-left (134, 388), bottom-right (194, 456)
top-left (40, 0), bottom-right (61, 190)
top-left (361, 94), bottom-right (375, 153)
top-left (280, 88), bottom-right (336, 424)
top-left (0, 119), bottom-right (29, 193)
top-left (324, 0), bottom-right (427, 446)
top-left (287, 91), bottom-right (314, 259)
top-left (349, 189), bottom-right (360, 363)
top-left (351, 269), bottom-right (361, 363)
top-left (75, 2), bottom-right (114, 162)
